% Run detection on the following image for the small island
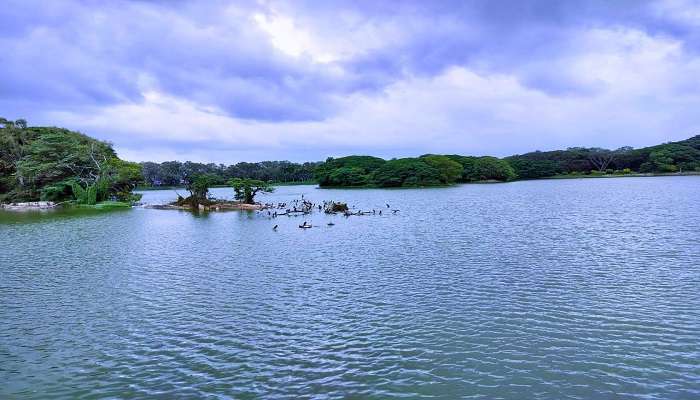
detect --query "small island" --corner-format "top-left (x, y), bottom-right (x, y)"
top-left (146, 177), bottom-right (274, 211)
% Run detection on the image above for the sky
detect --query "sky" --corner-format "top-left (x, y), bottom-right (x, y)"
top-left (2, 0), bottom-right (700, 163)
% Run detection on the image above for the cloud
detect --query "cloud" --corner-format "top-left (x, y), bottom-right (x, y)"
top-left (2, 0), bottom-right (700, 162)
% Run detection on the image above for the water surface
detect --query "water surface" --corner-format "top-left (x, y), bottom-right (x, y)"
top-left (1, 177), bottom-right (699, 399)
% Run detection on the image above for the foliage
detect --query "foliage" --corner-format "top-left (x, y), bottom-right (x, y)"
top-left (506, 158), bottom-right (561, 179)
top-left (421, 155), bottom-right (464, 184)
top-left (312, 134), bottom-right (700, 188)
top-left (181, 173), bottom-right (219, 207)
top-left (316, 155), bottom-right (463, 188)
top-left (505, 135), bottom-right (700, 178)
top-left (0, 118), bottom-right (143, 203)
top-left (314, 156), bottom-right (386, 186)
top-left (140, 160), bottom-right (320, 187)
top-left (228, 178), bottom-right (274, 204)
top-left (447, 155), bottom-right (516, 182)
top-left (370, 158), bottom-right (443, 187)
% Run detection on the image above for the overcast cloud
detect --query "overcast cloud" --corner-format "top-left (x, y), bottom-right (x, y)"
top-left (2, 0), bottom-right (700, 162)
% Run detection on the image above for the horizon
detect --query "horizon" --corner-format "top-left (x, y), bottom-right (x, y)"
top-left (3, 1), bottom-right (700, 163)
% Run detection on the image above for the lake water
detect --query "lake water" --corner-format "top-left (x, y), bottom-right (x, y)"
top-left (1, 177), bottom-right (699, 399)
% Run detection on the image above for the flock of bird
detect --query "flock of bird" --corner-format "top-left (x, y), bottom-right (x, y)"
top-left (259, 195), bottom-right (400, 230)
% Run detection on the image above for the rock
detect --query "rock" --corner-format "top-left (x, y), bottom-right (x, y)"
top-left (1, 201), bottom-right (56, 210)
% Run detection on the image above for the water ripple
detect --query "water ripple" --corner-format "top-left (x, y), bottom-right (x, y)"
top-left (1, 177), bottom-right (699, 399)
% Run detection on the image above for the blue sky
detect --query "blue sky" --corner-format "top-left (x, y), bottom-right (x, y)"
top-left (2, 0), bottom-right (700, 163)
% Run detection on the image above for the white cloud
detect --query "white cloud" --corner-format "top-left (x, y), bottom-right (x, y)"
top-left (44, 27), bottom-right (700, 163)
top-left (253, 11), bottom-right (337, 63)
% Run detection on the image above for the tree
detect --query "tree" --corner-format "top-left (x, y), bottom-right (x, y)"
top-left (228, 178), bottom-right (274, 204)
top-left (159, 161), bottom-right (184, 186)
top-left (315, 156), bottom-right (386, 187)
top-left (141, 161), bottom-right (162, 185)
top-left (588, 148), bottom-right (615, 172)
top-left (506, 158), bottom-right (560, 179)
top-left (641, 150), bottom-right (677, 172)
top-left (370, 158), bottom-right (442, 187)
top-left (174, 173), bottom-right (219, 208)
top-left (459, 156), bottom-right (516, 182)
top-left (0, 119), bottom-right (142, 203)
top-left (421, 155), bottom-right (463, 184)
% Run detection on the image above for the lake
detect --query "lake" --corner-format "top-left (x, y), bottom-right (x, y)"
top-left (1, 177), bottom-right (699, 399)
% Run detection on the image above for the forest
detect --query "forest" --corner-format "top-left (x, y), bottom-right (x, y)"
top-left (314, 155), bottom-right (516, 187)
top-left (140, 160), bottom-right (319, 187)
top-left (315, 135), bottom-right (700, 187)
top-left (2, 117), bottom-right (700, 200)
top-left (505, 135), bottom-right (700, 179)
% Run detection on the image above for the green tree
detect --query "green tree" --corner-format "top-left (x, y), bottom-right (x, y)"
top-left (370, 158), bottom-right (442, 187)
top-left (184, 173), bottom-right (218, 207)
top-left (315, 156), bottom-right (385, 187)
top-left (641, 150), bottom-right (677, 172)
top-left (454, 156), bottom-right (516, 182)
top-left (0, 119), bottom-right (142, 203)
top-left (506, 158), bottom-right (560, 179)
top-left (421, 155), bottom-right (464, 184)
top-left (228, 178), bottom-right (274, 204)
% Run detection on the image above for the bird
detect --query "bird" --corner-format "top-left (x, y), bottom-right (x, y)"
top-left (392, 209), bottom-right (400, 214)
top-left (386, 203), bottom-right (390, 208)
top-left (273, 225), bottom-right (278, 230)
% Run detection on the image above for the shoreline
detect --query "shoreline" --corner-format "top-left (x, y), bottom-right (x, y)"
top-left (319, 171), bottom-right (700, 189)
top-left (539, 171), bottom-right (700, 181)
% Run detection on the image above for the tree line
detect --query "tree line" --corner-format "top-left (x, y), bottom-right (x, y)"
top-left (2, 117), bottom-right (699, 202)
top-left (314, 155), bottom-right (516, 187)
top-left (505, 136), bottom-right (700, 179)
top-left (315, 135), bottom-right (700, 187)
top-left (140, 160), bottom-right (320, 187)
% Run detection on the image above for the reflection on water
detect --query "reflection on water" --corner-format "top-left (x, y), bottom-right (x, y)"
top-left (1, 177), bottom-right (699, 399)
